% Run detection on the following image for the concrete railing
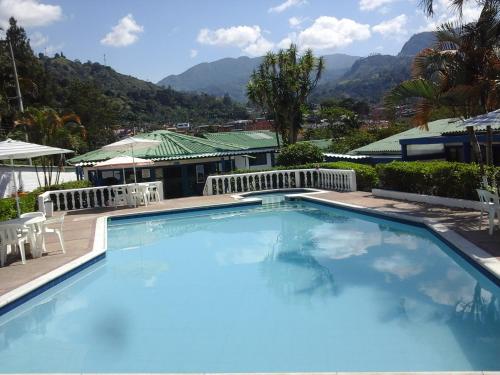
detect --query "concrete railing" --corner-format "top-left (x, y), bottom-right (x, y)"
top-left (203, 168), bottom-right (356, 196)
top-left (38, 181), bottom-right (164, 213)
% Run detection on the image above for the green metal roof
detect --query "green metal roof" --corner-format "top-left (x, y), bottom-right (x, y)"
top-left (68, 130), bottom-right (249, 165)
top-left (68, 130), bottom-right (279, 166)
top-left (202, 131), bottom-right (279, 149)
top-left (350, 118), bottom-right (462, 155)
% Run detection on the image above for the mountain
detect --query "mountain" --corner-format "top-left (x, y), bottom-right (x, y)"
top-left (312, 55), bottom-right (413, 103)
top-left (398, 31), bottom-right (436, 56)
top-left (40, 56), bottom-right (248, 124)
top-left (158, 54), bottom-right (360, 102)
top-left (157, 31), bottom-right (437, 105)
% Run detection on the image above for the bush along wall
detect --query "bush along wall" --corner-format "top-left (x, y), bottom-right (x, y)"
top-left (0, 180), bottom-right (93, 221)
top-left (376, 161), bottom-right (500, 200)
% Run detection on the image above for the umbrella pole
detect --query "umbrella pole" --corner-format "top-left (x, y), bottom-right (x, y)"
top-left (132, 144), bottom-right (137, 207)
top-left (10, 158), bottom-right (21, 217)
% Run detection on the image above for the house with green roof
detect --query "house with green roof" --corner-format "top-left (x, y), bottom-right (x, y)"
top-left (350, 116), bottom-right (500, 164)
top-left (68, 130), bottom-right (279, 197)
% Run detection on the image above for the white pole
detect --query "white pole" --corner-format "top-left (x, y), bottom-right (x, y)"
top-left (132, 144), bottom-right (137, 185)
top-left (10, 158), bottom-right (21, 217)
top-left (132, 144), bottom-right (137, 207)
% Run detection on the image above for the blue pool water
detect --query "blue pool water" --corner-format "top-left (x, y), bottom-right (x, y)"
top-left (0, 200), bottom-right (499, 372)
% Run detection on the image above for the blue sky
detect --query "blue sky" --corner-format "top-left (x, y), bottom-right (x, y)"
top-left (0, 0), bottom-right (482, 82)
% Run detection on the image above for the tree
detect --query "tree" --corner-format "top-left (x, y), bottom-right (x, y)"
top-left (276, 142), bottom-right (324, 166)
top-left (386, 2), bottom-right (500, 126)
top-left (63, 81), bottom-right (120, 150)
top-left (13, 107), bottom-right (86, 151)
top-left (12, 107), bottom-right (87, 187)
top-left (247, 44), bottom-right (324, 145)
top-left (419, 0), bottom-right (497, 16)
top-left (320, 106), bottom-right (360, 138)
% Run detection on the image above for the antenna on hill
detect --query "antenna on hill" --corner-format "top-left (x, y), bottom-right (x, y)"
top-left (104, 53), bottom-right (107, 66)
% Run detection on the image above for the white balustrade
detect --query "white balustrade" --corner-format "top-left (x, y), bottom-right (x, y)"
top-left (203, 168), bottom-right (356, 196)
top-left (38, 181), bottom-right (164, 213)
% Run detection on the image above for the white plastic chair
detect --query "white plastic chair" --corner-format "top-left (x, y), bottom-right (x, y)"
top-left (137, 184), bottom-right (149, 206)
top-left (148, 183), bottom-right (161, 203)
top-left (476, 189), bottom-right (500, 235)
top-left (42, 215), bottom-right (65, 254)
top-left (0, 224), bottom-right (29, 266)
top-left (111, 186), bottom-right (129, 207)
top-left (20, 212), bottom-right (46, 219)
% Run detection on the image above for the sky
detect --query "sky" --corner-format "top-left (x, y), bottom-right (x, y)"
top-left (0, 0), bottom-right (483, 83)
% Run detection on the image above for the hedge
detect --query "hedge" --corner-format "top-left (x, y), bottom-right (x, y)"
top-left (0, 180), bottom-right (93, 221)
top-left (376, 161), bottom-right (500, 200)
top-left (0, 193), bottom-right (37, 221)
top-left (231, 161), bottom-right (378, 191)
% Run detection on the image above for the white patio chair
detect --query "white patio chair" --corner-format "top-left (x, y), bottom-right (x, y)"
top-left (0, 224), bottom-right (29, 266)
top-left (111, 186), bottom-right (129, 207)
top-left (476, 189), bottom-right (500, 235)
top-left (20, 212), bottom-right (46, 219)
top-left (148, 183), bottom-right (161, 203)
top-left (128, 184), bottom-right (149, 206)
top-left (42, 215), bottom-right (65, 254)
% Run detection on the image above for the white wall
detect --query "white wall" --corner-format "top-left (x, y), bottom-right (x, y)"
top-left (0, 166), bottom-right (78, 198)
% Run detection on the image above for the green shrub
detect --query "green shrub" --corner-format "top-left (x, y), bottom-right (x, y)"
top-left (276, 143), bottom-right (323, 166)
top-left (230, 161), bottom-right (378, 191)
top-left (0, 180), bottom-right (92, 221)
top-left (0, 193), bottom-right (38, 221)
top-left (31, 180), bottom-right (92, 195)
top-left (376, 161), bottom-right (500, 200)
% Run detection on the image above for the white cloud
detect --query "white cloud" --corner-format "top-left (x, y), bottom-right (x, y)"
top-left (289, 16), bottom-right (308, 29)
top-left (189, 48), bottom-right (198, 58)
top-left (197, 25), bottom-right (273, 56)
top-left (359, 0), bottom-right (396, 11)
top-left (296, 16), bottom-right (371, 51)
top-left (372, 14), bottom-right (408, 37)
top-left (277, 32), bottom-right (296, 49)
top-left (0, 0), bottom-right (62, 28)
top-left (268, 0), bottom-right (307, 13)
top-left (243, 37), bottom-right (274, 56)
top-left (30, 31), bottom-right (48, 47)
top-left (418, 0), bottom-right (482, 31)
top-left (100, 14), bottom-right (143, 47)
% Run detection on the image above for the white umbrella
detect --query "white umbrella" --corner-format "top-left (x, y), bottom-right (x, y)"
top-left (95, 156), bottom-right (154, 184)
top-left (0, 139), bottom-right (73, 217)
top-left (101, 137), bottom-right (160, 185)
top-left (458, 109), bottom-right (500, 128)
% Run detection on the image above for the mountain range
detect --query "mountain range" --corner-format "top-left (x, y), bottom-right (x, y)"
top-left (158, 31), bottom-right (436, 104)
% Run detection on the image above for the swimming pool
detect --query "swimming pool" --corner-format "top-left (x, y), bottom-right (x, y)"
top-left (0, 199), bottom-right (498, 372)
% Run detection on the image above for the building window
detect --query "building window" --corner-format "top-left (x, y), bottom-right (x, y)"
top-left (249, 153), bottom-right (268, 166)
top-left (196, 164), bottom-right (205, 183)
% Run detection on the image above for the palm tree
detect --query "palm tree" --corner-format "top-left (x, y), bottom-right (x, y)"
top-left (12, 107), bottom-right (87, 187)
top-left (419, 0), bottom-right (498, 16)
top-left (247, 44), bottom-right (324, 145)
top-left (386, 2), bottom-right (500, 127)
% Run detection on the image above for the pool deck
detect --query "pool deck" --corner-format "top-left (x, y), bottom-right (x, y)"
top-left (0, 191), bottom-right (499, 299)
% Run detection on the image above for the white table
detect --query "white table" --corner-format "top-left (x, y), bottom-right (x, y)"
top-left (4, 216), bottom-right (46, 258)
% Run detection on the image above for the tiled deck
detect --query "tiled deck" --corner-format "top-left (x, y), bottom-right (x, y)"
top-left (0, 191), bottom-right (498, 297)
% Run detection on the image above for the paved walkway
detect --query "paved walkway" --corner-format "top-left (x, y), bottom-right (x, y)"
top-left (0, 191), bottom-right (498, 297)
